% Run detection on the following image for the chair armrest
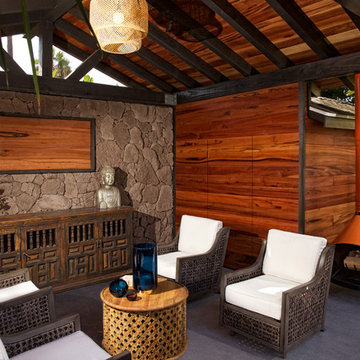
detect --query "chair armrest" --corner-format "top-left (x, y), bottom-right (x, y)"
top-left (0, 269), bottom-right (30, 288)
top-left (281, 245), bottom-right (335, 334)
top-left (176, 227), bottom-right (230, 296)
top-left (0, 286), bottom-right (56, 336)
top-left (107, 350), bottom-right (132, 360)
top-left (2, 313), bottom-right (81, 358)
top-left (158, 234), bottom-right (179, 255)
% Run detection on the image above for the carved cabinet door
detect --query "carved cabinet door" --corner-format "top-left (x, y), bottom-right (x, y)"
top-left (99, 213), bottom-right (131, 273)
top-left (20, 222), bottom-right (61, 287)
top-left (65, 217), bottom-right (99, 280)
top-left (0, 226), bottom-right (20, 273)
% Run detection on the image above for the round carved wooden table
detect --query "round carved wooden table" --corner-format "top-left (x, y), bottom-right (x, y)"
top-left (101, 277), bottom-right (188, 360)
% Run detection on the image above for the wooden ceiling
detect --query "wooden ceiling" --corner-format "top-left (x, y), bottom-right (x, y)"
top-left (1, 0), bottom-right (360, 105)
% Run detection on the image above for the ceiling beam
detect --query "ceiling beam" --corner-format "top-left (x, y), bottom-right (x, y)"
top-left (343, 8), bottom-right (360, 30)
top-left (0, 0), bottom-right (56, 14)
top-left (148, 23), bottom-right (227, 84)
top-left (266, 0), bottom-right (339, 59)
top-left (0, 72), bottom-right (171, 106)
top-left (38, 21), bottom-right (53, 78)
top-left (136, 46), bottom-right (201, 89)
top-left (201, 0), bottom-right (292, 69)
top-left (53, 35), bottom-right (147, 90)
top-left (177, 51), bottom-right (360, 103)
top-left (335, 0), bottom-right (360, 16)
top-left (147, 0), bottom-right (258, 76)
top-left (0, 49), bottom-right (26, 76)
top-left (69, 6), bottom-right (227, 84)
top-left (54, 19), bottom-right (177, 93)
top-left (66, 50), bottom-right (102, 82)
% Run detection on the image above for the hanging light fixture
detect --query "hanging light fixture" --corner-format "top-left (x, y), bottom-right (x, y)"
top-left (90, 0), bottom-right (148, 54)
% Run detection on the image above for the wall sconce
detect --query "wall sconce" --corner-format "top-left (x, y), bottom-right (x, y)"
top-left (90, 0), bottom-right (148, 54)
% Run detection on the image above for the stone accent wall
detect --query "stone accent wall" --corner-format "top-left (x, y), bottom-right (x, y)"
top-left (0, 91), bottom-right (174, 244)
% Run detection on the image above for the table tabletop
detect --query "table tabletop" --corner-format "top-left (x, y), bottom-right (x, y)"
top-left (100, 277), bottom-right (188, 312)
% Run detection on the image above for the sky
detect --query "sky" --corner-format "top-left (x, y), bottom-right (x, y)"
top-left (3, 34), bottom-right (124, 87)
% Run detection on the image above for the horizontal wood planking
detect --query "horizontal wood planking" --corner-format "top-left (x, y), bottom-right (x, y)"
top-left (176, 83), bottom-right (299, 268)
top-left (305, 116), bottom-right (355, 243)
top-left (0, 115), bottom-right (93, 172)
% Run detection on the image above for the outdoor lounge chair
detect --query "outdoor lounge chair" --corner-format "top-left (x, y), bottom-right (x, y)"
top-left (219, 229), bottom-right (335, 357)
top-left (0, 313), bottom-right (131, 359)
top-left (0, 269), bottom-right (55, 336)
top-left (157, 214), bottom-right (230, 299)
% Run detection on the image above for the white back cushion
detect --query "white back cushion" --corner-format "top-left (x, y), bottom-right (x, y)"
top-left (263, 229), bottom-right (327, 283)
top-left (11, 331), bottom-right (110, 360)
top-left (178, 215), bottom-right (223, 254)
top-left (0, 281), bottom-right (39, 303)
top-left (0, 339), bottom-right (9, 360)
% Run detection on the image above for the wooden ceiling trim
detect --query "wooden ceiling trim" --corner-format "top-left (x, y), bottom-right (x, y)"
top-left (39, 21), bottom-right (53, 78)
top-left (66, 49), bottom-right (102, 81)
top-left (344, 9), bottom-right (360, 31)
top-left (136, 46), bottom-right (201, 89)
top-left (0, 71), bottom-right (169, 105)
top-left (201, 0), bottom-right (293, 69)
top-left (147, 23), bottom-right (228, 84)
top-left (335, 0), bottom-right (360, 17)
top-left (0, 49), bottom-right (26, 76)
top-left (53, 35), bottom-right (147, 90)
top-left (147, 0), bottom-right (258, 76)
top-left (177, 50), bottom-right (360, 103)
top-left (54, 19), bottom-right (176, 92)
top-left (265, 0), bottom-right (340, 59)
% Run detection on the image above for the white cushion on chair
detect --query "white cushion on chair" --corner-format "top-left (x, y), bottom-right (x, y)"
top-left (157, 251), bottom-right (190, 279)
top-left (0, 339), bottom-right (9, 360)
top-left (263, 229), bottom-right (327, 283)
top-left (178, 215), bottom-right (223, 254)
top-left (0, 281), bottom-right (39, 303)
top-left (11, 331), bottom-right (110, 360)
top-left (225, 274), bottom-right (300, 320)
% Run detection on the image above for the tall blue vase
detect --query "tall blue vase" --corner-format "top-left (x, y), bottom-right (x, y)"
top-left (133, 243), bottom-right (158, 292)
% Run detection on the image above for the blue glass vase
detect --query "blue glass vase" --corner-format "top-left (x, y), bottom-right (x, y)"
top-left (133, 242), bottom-right (158, 292)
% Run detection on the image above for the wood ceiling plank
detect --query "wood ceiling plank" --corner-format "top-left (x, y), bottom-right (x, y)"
top-left (335, 0), bottom-right (360, 17)
top-left (148, 0), bottom-right (258, 76)
top-left (54, 19), bottom-right (177, 93)
top-left (201, 0), bottom-right (292, 69)
top-left (265, 0), bottom-right (339, 59)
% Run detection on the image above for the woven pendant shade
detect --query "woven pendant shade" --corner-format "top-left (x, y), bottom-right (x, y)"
top-left (90, 0), bottom-right (148, 54)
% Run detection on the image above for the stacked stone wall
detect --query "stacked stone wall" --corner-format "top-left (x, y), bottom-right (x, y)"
top-left (0, 91), bottom-right (174, 243)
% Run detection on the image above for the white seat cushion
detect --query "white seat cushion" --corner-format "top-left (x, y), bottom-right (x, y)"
top-left (263, 229), bottom-right (327, 283)
top-left (0, 281), bottom-right (39, 303)
top-left (157, 251), bottom-right (191, 279)
top-left (178, 215), bottom-right (223, 254)
top-left (225, 274), bottom-right (300, 320)
top-left (11, 331), bottom-right (110, 360)
top-left (0, 339), bottom-right (9, 360)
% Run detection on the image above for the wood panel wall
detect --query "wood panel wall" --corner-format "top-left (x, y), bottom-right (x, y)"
top-left (176, 84), bottom-right (300, 268)
top-left (305, 117), bottom-right (355, 242)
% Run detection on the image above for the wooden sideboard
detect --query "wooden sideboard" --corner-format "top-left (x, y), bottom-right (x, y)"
top-left (0, 207), bottom-right (133, 292)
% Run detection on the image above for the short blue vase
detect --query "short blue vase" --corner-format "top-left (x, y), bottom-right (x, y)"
top-left (109, 278), bottom-right (128, 297)
top-left (133, 242), bottom-right (158, 292)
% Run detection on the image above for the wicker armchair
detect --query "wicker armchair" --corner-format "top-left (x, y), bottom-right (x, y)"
top-left (158, 215), bottom-right (230, 299)
top-left (0, 269), bottom-right (55, 336)
top-left (0, 313), bottom-right (131, 359)
top-left (219, 229), bottom-right (335, 358)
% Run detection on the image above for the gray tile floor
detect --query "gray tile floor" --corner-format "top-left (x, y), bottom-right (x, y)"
top-left (54, 279), bottom-right (360, 359)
